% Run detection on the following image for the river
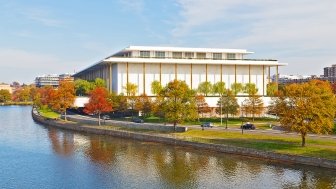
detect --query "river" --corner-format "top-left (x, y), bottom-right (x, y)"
top-left (0, 106), bottom-right (335, 189)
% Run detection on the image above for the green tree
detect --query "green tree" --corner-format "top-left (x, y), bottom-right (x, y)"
top-left (271, 80), bottom-right (336, 147)
top-left (94, 78), bottom-right (106, 88)
top-left (231, 83), bottom-right (243, 95)
top-left (197, 81), bottom-right (213, 96)
top-left (244, 83), bottom-right (258, 95)
top-left (267, 82), bottom-right (278, 96)
top-left (151, 80), bottom-right (163, 95)
top-left (123, 82), bottom-right (138, 117)
top-left (161, 80), bottom-right (197, 131)
top-left (216, 90), bottom-right (239, 128)
top-left (0, 89), bottom-right (11, 103)
top-left (74, 79), bottom-right (93, 96)
top-left (213, 81), bottom-right (227, 125)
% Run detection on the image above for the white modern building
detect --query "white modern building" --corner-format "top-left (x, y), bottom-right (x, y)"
top-left (74, 46), bottom-right (286, 97)
top-left (35, 74), bottom-right (74, 88)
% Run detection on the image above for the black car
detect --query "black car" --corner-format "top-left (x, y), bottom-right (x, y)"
top-left (241, 122), bottom-right (256, 130)
top-left (132, 117), bottom-right (144, 123)
top-left (201, 122), bottom-right (214, 128)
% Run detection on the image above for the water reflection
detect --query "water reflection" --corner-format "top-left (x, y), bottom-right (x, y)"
top-left (4, 105), bottom-right (332, 188)
top-left (46, 127), bottom-right (336, 189)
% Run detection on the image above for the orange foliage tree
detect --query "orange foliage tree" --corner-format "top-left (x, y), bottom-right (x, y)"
top-left (135, 94), bottom-right (153, 117)
top-left (271, 80), bottom-right (336, 147)
top-left (84, 87), bottom-right (113, 126)
top-left (195, 95), bottom-right (210, 121)
top-left (51, 81), bottom-right (76, 120)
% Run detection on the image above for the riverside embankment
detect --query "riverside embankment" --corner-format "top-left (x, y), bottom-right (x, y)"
top-left (31, 108), bottom-right (336, 170)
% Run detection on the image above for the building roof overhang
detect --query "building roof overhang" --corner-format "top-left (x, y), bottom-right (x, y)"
top-left (73, 57), bottom-right (286, 77)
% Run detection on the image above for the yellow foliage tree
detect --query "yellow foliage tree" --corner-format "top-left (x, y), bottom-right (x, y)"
top-left (271, 80), bottom-right (336, 147)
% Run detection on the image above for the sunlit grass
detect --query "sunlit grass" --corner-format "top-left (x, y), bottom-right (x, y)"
top-left (178, 129), bottom-right (336, 160)
top-left (38, 108), bottom-right (60, 119)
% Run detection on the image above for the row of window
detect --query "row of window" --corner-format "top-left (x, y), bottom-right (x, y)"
top-left (138, 51), bottom-right (237, 59)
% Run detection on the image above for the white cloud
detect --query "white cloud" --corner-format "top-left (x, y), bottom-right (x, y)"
top-left (119, 0), bottom-right (144, 13)
top-left (172, 0), bottom-right (336, 75)
top-left (21, 8), bottom-right (63, 27)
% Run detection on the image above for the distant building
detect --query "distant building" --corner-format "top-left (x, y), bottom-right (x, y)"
top-left (274, 74), bottom-right (312, 84)
top-left (324, 65), bottom-right (336, 78)
top-left (0, 83), bottom-right (13, 93)
top-left (35, 74), bottom-right (74, 88)
top-left (59, 74), bottom-right (74, 82)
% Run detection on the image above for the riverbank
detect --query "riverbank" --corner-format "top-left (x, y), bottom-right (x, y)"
top-left (32, 108), bottom-right (336, 170)
top-left (0, 102), bottom-right (33, 106)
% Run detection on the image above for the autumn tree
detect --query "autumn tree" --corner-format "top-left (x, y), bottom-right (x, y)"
top-left (195, 95), bottom-right (210, 121)
top-left (12, 85), bottom-right (32, 102)
top-left (0, 89), bottom-right (11, 103)
top-left (271, 80), bottom-right (336, 147)
top-left (197, 81), bottom-right (213, 96)
top-left (135, 94), bottom-right (153, 117)
top-left (84, 87), bottom-right (113, 126)
top-left (231, 83), bottom-right (243, 95)
top-left (38, 86), bottom-right (55, 108)
top-left (161, 80), bottom-right (198, 131)
top-left (51, 81), bottom-right (76, 121)
top-left (216, 90), bottom-right (239, 128)
top-left (108, 93), bottom-right (128, 116)
top-left (242, 88), bottom-right (264, 122)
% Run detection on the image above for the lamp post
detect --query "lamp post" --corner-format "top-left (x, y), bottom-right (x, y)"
top-left (226, 94), bottom-right (228, 129)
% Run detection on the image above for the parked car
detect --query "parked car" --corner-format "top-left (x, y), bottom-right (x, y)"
top-left (201, 122), bottom-right (214, 128)
top-left (132, 117), bottom-right (144, 123)
top-left (241, 122), bottom-right (256, 130)
top-left (102, 115), bottom-right (110, 120)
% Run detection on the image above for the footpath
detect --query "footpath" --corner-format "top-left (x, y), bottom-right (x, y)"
top-left (32, 108), bottom-right (336, 170)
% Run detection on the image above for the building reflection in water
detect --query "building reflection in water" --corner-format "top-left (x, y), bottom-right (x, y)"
top-left (47, 129), bottom-right (336, 188)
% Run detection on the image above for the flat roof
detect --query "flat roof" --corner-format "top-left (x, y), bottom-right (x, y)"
top-left (122, 46), bottom-right (254, 54)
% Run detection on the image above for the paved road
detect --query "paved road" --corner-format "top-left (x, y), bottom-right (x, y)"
top-left (66, 113), bottom-right (336, 140)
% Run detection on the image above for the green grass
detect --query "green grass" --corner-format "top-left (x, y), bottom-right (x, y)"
top-left (177, 129), bottom-right (336, 160)
top-left (141, 116), bottom-right (277, 130)
top-left (38, 108), bottom-right (60, 119)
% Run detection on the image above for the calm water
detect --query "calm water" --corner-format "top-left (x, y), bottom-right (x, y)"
top-left (0, 106), bottom-right (335, 189)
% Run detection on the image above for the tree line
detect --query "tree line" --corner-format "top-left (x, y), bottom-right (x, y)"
top-left (29, 78), bottom-right (336, 147)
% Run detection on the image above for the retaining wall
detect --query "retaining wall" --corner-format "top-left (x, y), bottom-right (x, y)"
top-left (32, 109), bottom-right (336, 170)
top-left (64, 115), bottom-right (187, 132)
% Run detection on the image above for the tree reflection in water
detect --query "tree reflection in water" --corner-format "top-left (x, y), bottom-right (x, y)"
top-left (47, 129), bottom-right (336, 188)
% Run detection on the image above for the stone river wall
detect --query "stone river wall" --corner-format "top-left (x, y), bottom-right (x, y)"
top-left (32, 109), bottom-right (336, 170)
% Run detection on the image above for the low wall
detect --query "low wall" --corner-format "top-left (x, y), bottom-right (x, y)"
top-left (64, 115), bottom-right (187, 132)
top-left (32, 110), bottom-right (336, 170)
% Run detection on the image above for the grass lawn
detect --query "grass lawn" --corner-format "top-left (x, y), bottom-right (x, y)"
top-left (177, 129), bottom-right (336, 160)
top-left (38, 108), bottom-right (60, 119)
top-left (141, 116), bottom-right (278, 130)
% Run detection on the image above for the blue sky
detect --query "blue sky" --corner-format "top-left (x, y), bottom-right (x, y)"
top-left (0, 0), bottom-right (335, 84)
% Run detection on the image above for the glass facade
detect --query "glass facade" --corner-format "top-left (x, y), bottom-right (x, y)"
top-left (227, 53), bottom-right (236, 60)
top-left (213, 53), bottom-right (222, 60)
top-left (155, 51), bottom-right (165, 58)
top-left (140, 51), bottom-right (150, 58)
top-left (172, 52), bottom-right (183, 59)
